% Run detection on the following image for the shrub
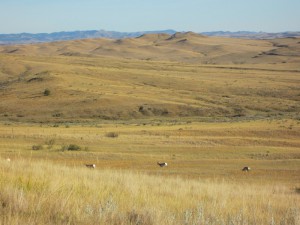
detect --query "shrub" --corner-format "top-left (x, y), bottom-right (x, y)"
top-left (67, 144), bottom-right (81, 151)
top-left (45, 139), bottom-right (55, 149)
top-left (32, 145), bottom-right (43, 150)
top-left (43, 89), bottom-right (51, 96)
top-left (60, 145), bottom-right (68, 151)
top-left (105, 132), bottom-right (119, 138)
top-left (52, 113), bottom-right (62, 117)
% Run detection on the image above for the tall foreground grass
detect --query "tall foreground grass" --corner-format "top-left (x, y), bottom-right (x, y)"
top-left (0, 159), bottom-right (299, 225)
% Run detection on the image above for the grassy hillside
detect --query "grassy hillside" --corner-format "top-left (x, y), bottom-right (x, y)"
top-left (0, 34), bottom-right (299, 224)
top-left (0, 53), bottom-right (299, 122)
top-left (1, 32), bottom-right (300, 64)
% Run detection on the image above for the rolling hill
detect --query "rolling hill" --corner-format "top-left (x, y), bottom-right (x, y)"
top-left (0, 32), bottom-right (299, 123)
top-left (1, 26), bottom-right (300, 225)
top-left (1, 32), bottom-right (300, 64)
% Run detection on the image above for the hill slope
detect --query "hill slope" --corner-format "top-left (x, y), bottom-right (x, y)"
top-left (0, 33), bottom-right (299, 123)
top-left (1, 32), bottom-right (300, 64)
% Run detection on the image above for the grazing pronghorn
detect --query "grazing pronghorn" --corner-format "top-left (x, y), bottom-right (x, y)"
top-left (157, 162), bottom-right (167, 167)
top-left (85, 164), bottom-right (96, 169)
top-left (242, 166), bottom-right (251, 172)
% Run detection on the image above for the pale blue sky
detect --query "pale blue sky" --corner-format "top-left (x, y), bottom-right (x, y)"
top-left (1, 0), bottom-right (300, 34)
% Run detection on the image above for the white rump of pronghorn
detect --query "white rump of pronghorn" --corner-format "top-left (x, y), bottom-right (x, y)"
top-left (242, 166), bottom-right (250, 172)
top-left (85, 164), bottom-right (96, 169)
top-left (157, 162), bottom-right (167, 167)
top-left (6, 158), bottom-right (11, 162)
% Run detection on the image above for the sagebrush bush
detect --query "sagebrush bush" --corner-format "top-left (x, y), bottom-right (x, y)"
top-left (105, 132), bottom-right (119, 138)
top-left (45, 139), bottom-right (55, 149)
top-left (32, 145), bottom-right (43, 150)
top-left (67, 144), bottom-right (81, 151)
top-left (43, 88), bottom-right (51, 96)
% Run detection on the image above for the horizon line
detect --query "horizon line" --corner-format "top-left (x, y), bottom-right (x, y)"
top-left (1, 29), bottom-right (300, 36)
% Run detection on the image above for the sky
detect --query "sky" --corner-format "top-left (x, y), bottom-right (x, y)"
top-left (1, 0), bottom-right (300, 34)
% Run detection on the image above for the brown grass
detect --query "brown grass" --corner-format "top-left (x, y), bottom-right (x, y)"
top-left (0, 159), bottom-right (299, 225)
top-left (0, 53), bottom-right (299, 122)
top-left (0, 120), bottom-right (299, 183)
top-left (0, 34), bottom-right (300, 224)
top-left (1, 32), bottom-right (300, 64)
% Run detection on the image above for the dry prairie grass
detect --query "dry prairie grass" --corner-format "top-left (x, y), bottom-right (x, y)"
top-left (0, 159), bottom-right (299, 225)
top-left (0, 34), bottom-right (300, 123)
top-left (0, 34), bottom-right (300, 224)
top-left (0, 53), bottom-right (299, 123)
top-left (0, 119), bottom-right (299, 184)
top-left (1, 32), bottom-right (300, 65)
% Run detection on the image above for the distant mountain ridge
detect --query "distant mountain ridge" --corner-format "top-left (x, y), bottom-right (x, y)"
top-left (0, 29), bottom-right (300, 45)
top-left (0, 29), bottom-right (177, 45)
top-left (202, 31), bottom-right (300, 39)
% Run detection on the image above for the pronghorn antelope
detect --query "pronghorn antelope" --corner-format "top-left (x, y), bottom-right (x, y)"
top-left (242, 166), bottom-right (251, 172)
top-left (6, 158), bottom-right (11, 162)
top-left (85, 164), bottom-right (96, 169)
top-left (157, 162), bottom-right (167, 167)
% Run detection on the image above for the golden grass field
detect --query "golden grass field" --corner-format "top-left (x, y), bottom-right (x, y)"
top-left (0, 33), bottom-right (300, 224)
